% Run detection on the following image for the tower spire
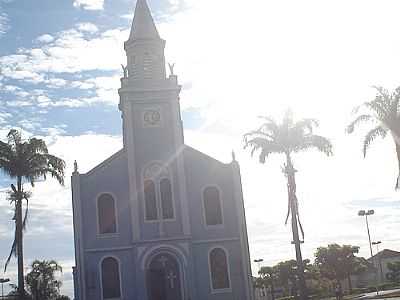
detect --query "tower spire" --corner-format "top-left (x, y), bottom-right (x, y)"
top-left (129, 0), bottom-right (160, 41)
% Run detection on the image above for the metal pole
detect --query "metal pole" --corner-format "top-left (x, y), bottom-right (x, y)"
top-left (365, 215), bottom-right (373, 258)
top-left (366, 215), bottom-right (379, 295)
top-left (378, 245), bottom-right (383, 283)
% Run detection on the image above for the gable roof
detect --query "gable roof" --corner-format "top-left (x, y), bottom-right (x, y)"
top-left (369, 249), bottom-right (400, 261)
top-left (84, 149), bottom-right (125, 177)
top-left (183, 145), bottom-right (233, 167)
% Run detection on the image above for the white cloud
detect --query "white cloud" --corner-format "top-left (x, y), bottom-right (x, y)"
top-left (0, 28), bottom-right (126, 84)
top-left (0, 29), bottom-right (127, 80)
top-left (77, 22), bottom-right (98, 33)
top-left (36, 34), bottom-right (54, 43)
top-left (73, 0), bottom-right (104, 10)
top-left (0, 12), bottom-right (8, 37)
top-left (0, 26), bottom-right (127, 107)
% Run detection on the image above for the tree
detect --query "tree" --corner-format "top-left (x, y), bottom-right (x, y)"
top-left (386, 261), bottom-right (400, 282)
top-left (347, 86), bottom-right (400, 189)
top-left (274, 259), bottom-right (314, 298)
top-left (56, 296), bottom-right (71, 300)
top-left (275, 260), bottom-right (299, 296)
top-left (244, 110), bottom-right (333, 299)
top-left (257, 266), bottom-right (277, 300)
top-left (314, 244), bottom-right (368, 293)
top-left (0, 130), bottom-right (65, 298)
top-left (25, 260), bottom-right (63, 300)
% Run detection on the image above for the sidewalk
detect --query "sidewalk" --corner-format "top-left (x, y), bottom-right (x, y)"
top-left (348, 288), bottom-right (400, 299)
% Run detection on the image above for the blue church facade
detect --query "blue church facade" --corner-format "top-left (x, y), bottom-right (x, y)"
top-left (71, 1), bottom-right (254, 299)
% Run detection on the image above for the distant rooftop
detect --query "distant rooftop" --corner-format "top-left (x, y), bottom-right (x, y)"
top-left (368, 249), bottom-right (400, 261)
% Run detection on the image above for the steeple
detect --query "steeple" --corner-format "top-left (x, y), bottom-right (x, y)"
top-left (123, 0), bottom-right (166, 81)
top-left (128, 0), bottom-right (160, 41)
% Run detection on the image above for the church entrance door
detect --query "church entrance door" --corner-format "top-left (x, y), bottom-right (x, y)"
top-left (147, 253), bottom-right (183, 300)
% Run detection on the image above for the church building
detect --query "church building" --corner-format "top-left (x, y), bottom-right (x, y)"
top-left (71, 1), bottom-right (254, 299)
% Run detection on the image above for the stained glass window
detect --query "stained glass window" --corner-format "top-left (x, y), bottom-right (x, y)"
top-left (101, 257), bottom-right (121, 299)
top-left (144, 179), bottom-right (158, 220)
top-left (210, 248), bottom-right (230, 290)
top-left (204, 187), bottom-right (223, 226)
top-left (160, 178), bottom-right (174, 219)
top-left (98, 194), bottom-right (117, 234)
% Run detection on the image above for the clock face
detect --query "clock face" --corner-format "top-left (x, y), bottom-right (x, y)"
top-left (143, 109), bottom-right (162, 127)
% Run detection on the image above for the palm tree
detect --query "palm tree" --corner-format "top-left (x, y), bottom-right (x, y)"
top-left (26, 260), bottom-right (63, 300)
top-left (244, 110), bottom-right (333, 300)
top-left (347, 86), bottom-right (400, 189)
top-left (0, 129), bottom-right (65, 298)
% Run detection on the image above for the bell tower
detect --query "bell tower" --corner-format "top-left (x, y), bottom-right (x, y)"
top-left (118, 0), bottom-right (189, 240)
top-left (124, 0), bottom-right (166, 81)
top-left (119, 0), bottom-right (183, 152)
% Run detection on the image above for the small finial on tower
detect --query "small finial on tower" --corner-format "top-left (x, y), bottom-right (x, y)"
top-left (74, 160), bottom-right (79, 174)
top-left (168, 63), bottom-right (175, 76)
top-left (232, 150), bottom-right (236, 162)
top-left (121, 64), bottom-right (128, 78)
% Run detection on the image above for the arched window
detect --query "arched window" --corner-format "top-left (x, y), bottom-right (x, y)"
top-left (98, 194), bottom-right (117, 234)
top-left (160, 178), bottom-right (174, 219)
top-left (209, 248), bottom-right (230, 290)
top-left (101, 257), bottom-right (121, 299)
top-left (143, 163), bottom-right (174, 222)
top-left (144, 179), bottom-right (157, 220)
top-left (204, 187), bottom-right (223, 226)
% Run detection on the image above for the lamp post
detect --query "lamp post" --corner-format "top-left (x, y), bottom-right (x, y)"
top-left (254, 259), bottom-right (264, 272)
top-left (254, 259), bottom-right (264, 299)
top-left (0, 278), bottom-right (10, 300)
top-left (358, 210), bottom-right (374, 257)
top-left (372, 241), bottom-right (383, 283)
top-left (358, 209), bottom-right (378, 294)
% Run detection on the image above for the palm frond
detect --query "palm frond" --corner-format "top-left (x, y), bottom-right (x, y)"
top-left (297, 135), bottom-right (333, 156)
top-left (4, 229), bottom-right (17, 272)
top-left (346, 114), bottom-right (374, 134)
top-left (7, 130), bottom-right (21, 150)
top-left (294, 118), bottom-right (320, 134)
top-left (363, 126), bottom-right (388, 157)
top-left (244, 137), bottom-right (282, 163)
top-left (22, 195), bottom-right (29, 231)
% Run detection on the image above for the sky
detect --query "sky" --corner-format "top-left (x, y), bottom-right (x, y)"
top-left (1, 0), bottom-right (400, 297)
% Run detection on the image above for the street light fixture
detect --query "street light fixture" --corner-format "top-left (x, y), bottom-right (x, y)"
top-left (0, 278), bottom-right (10, 300)
top-left (253, 259), bottom-right (264, 299)
top-left (254, 259), bottom-right (264, 272)
top-left (358, 210), bottom-right (374, 257)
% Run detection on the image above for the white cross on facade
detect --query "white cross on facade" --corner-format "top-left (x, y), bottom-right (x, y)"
top-left (166, 270), bottom-right (177, 289)
top-left (157, 256), bottom-right (168, 267)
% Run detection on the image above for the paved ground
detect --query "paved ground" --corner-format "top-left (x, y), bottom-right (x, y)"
top-left (322, 289), bottom-right (400, 300)
top-left (352, 289), bottom-right (400, 299)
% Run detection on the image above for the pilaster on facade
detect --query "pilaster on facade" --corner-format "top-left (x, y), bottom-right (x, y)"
top-left (71, 171), bottom-right (86, 300)
top-left (231, 160), bottom-right (254, 300)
